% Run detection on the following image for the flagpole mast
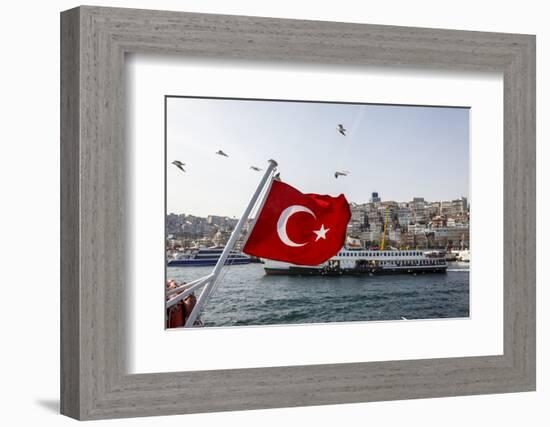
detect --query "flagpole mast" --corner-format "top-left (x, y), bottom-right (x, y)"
top-left (184, 159), bottom-right (278, 327)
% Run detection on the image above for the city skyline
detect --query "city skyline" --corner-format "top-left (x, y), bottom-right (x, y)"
top-left (166, 193), bottom-right (470, 251)
top-left (166, 193), bottom-right (469, 218)
top-left (167, 97), bottom-right (470, 218)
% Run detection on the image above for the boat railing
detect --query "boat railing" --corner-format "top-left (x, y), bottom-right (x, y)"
top-left (166, 273), bottom-right (214, 308)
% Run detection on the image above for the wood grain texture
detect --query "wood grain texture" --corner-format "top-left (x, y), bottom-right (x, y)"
top-left (60, 6), bottom-right (536, 420)
top-left (60, 7), bottom-right (80, 419)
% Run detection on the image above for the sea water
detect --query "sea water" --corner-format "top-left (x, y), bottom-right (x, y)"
top-left (167, 263), bottom-right (470, 327)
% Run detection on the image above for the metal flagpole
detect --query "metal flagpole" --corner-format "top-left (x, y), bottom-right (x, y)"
top-left (184, 159), bottom-right (278, 327)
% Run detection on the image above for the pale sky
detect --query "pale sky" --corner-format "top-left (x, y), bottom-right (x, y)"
top-left (166, 97), bottom-right (469, 218)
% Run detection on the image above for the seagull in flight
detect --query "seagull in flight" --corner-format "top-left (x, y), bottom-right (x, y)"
top-left (215, 150), bottom-right (229, 157)
top-left (337, 124), bottom-right (347, 136)
top-left (250, 166), bottom-right (262, 171)
top-left (334, 170), bottom-right (349, 179)
top-left (171, 160), bottom-right (186, 172)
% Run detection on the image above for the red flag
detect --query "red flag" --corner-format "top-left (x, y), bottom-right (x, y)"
top-left (243, 180), bottom-right (351, 265)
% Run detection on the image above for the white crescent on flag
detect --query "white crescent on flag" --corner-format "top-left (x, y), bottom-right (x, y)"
top-left (276, 205), bottom-right (316, 247)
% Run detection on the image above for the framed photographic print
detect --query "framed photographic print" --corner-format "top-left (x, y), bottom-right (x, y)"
top-left (61, 6), bottom-right (535, 420)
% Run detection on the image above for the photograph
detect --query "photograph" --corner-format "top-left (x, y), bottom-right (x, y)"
top-left (164, 96), bottom-right (471, 328)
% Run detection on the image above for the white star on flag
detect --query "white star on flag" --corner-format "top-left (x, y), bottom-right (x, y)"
top-left (313, 224), bottom-right (330, 241)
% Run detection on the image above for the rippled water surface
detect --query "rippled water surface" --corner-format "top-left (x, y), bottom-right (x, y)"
top-left (167, 263), bottom-right (470, 327)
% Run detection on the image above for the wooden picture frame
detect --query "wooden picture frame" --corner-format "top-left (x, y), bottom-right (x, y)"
top-left (60, 5), bottom-right (536, 420)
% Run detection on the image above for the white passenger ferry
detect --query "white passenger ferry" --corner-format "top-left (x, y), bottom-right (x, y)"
top-left (264, 249), bottom-right (447, 276)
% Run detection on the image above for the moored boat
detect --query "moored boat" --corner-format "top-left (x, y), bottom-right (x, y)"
top-left (167, 246), bottom-right (251, 267)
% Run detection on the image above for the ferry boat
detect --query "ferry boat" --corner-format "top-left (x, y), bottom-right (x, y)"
top-left (263, 249), bottom-right (447, 276)
top-left (167, 247), bottom-right (251, 267)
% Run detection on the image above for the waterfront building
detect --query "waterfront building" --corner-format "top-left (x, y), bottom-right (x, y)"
top-left (370, 191), bottom-right (381, 203)
top-left (397, 207), bottom-right (414, 226)
top-left (350, 206), bottom-right (365, 223)
top-left (440, 200), bottom-right (453, 215)
top-left (347, 220), bottom-right (362, 235)
top-left (359, 230), bottom-right (380, 243)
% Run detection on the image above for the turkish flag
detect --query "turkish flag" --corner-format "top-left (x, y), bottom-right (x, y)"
top-left (243, 180), bottom-right (351, 265)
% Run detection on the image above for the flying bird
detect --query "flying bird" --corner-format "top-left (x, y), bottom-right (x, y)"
top-left (171, 160), bottom-right (186, 172)
top-left (215, 150), bottom-right (229, 157)
top-left (337, 124), bottom-right (347, 136)
top-left (250, 166), bottom-right (262, 171)
top-left (334, 171), bottom-right (349, 179)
